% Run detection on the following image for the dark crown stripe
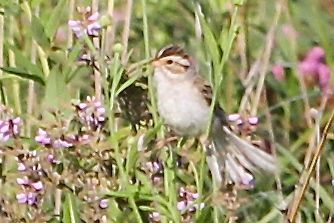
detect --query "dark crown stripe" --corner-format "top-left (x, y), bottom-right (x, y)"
top-left (156, 45), bottom-right (188, 59)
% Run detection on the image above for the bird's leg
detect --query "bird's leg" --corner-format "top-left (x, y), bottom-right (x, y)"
top-left (156, 136), bottom-right (178, 149)
top-left (179, 137), bottom-right (196, 151)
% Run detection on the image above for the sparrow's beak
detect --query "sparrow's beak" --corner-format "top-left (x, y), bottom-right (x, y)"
top-left (151, 58), bottom-right (162, 67)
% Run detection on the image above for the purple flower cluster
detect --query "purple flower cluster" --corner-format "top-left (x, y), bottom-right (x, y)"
top-left (0, 117), bottom-right (22, 142)
top-left (227, 113), bottom-right (258, 135)
top-left (16, 192), bottom-right (39, 205)
top-left (144, 160), bottom-right (164, 185)
top-left (99, 199), bottom-right (109, 209)
top-left (34, 96), bottom-right (105, 150)
top-left (35, 128), bottom-right (73, 149)
top-left (75, 96), bottom-right (106, 131)
top-left (15, 150), bottom-right (44, 206)
top-left (78, 176), bottom-right (109, 220)
top-left (46, 153), bottom-right (60, 164)
top-left (35, 128), bottom-right (92, 149)
top-left (149, 187), bottom-right (204, 223)
top-left (148, 212), bottom-right (161, 222)
top-left (177, 187), bottom-right (204, 213)
top-left (68, 6), bottom-right (101, 38)
top-left (298, 46), bottom-right (331, 94)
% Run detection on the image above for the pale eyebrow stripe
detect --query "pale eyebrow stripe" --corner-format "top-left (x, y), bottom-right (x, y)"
top-left (164, 56), bottom-right (190, 67)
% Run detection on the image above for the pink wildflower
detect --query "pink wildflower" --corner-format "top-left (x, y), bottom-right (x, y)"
top-left (298, 46), bottom-right (331, 93)
top-left (68, 7), bottom-right (101, 38)
top-left (272, 64), bottom-right (285, 81)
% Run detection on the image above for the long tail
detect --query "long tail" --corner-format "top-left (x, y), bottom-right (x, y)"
top-left (207, 120), bottom-right (277, 186)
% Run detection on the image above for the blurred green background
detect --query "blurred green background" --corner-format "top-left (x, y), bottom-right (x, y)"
top-left (0, 0), bottom-right (334, 222)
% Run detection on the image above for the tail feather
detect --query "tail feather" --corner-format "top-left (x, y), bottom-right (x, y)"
top-left (225, 153), bottom-right (254, 186)
top-left (206, 153), bottom-right (223, 184)
top-left (207, 121), bottom-right (277, 186)
top-left (222, 126), bottom-right (277, 172)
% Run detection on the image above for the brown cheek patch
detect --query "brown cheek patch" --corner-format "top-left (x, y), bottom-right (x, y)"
top-left (175, 61), bottom-right (190, 70)
top-left (166, 64), bottom-right (187, 74)
top-left (183, 54), bottom-right (189, 60)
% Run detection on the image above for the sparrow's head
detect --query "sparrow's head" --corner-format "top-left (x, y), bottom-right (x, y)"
top-left (152, 45), bottom-right (195, 78)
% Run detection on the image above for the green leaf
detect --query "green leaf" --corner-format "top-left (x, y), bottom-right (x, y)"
top-left (0, 75), bottom-right (20, 81)
top-left (62, 192), bottom-right (81, 223)
top-left (138, 206), bottom-right (156, 212)
top-left (68, 41), bottom-right (85, 63)
top-left (106, 185), bottom-right (140, 198)
top-left (42, 66), bottom-right (70, 109)
top-left (66, 66), bottom-right (91, 83)
top-left (135, 171), bottom-right (153, 192)
top-left (45, 0), bottom-right (66, 39)
top-left (0, 0), bottom-right (20, 15)
top-left (125, 141), bottom-right (139, 175)
top-left (0, 66), bottom-right (45, 85)
top-left (196, 206), bottom-right (213, 222)
top-left (10, 47), bottom-right (44, 78)
top-left (63, 41), bottom-right (87, 82)
top-left (197, 12), bottom-right (220, 70)
top-left (31, 0), bottom-right (44, 7)
top-left (233, 0), bottom-right (245, 6)
top-left (2, 154), bottom-right (18, 176)
top-left (116, 74), bottom-right (140, 96)
top-left (107, 199), bottom-right (126, 222)
top-left (31, 15), bottom-right (50, 47)
top-left (315, 184), bottom-right (334, 211)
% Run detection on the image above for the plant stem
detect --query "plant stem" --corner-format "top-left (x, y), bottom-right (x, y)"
top-left (0, 7), bottom-right (6, 104)
top-left (141, 0), bottom-right (159, 126)
top-left (121, 0), bottom-right (133, 64)
top-left (8, 0), bottom-right (21, 114)
top-left (287, 109), bottom-right (334, 222)
top-left (129, 197), bottom-right (143, 223)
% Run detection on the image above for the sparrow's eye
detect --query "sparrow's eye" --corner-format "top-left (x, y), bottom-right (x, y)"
top-left (166, 60), bottom-right (173, 65)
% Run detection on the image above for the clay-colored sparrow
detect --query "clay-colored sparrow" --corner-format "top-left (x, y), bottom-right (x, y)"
top-left (152, 45), bottom-right (276, 186)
